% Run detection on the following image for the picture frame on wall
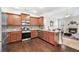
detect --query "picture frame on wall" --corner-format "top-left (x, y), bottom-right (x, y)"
top-left (50, 20), bottom-right (54, 26)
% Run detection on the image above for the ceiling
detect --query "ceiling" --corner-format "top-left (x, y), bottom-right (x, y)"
top-left (19, 7), bottom-right (63, 16)
top-left (2, 7), bottom-right (79, 17)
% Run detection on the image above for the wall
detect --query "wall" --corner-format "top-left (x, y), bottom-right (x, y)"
top-left (41, 9), bottom-right (67, 44)
top-left (43, 13), bottom-right (58, 31)
top-left (1, 7), bottom-right (22, 14)
top-left (1, 7), bottom-right (40, 17)
top-left (0, 8), bottom-right (2, 52)
top-left (41, 8), bottom-right (79, 44)
top-left (63, 16), bottom-right (79, 33)
top-left (41, 8), bottom-right (68, 31)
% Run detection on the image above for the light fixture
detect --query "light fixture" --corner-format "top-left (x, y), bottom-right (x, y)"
top-left (14, 7), bottom-right (20, 9)
top-left (32, 10), bottom-right (38, 13)
top-left (39, 7), bottom-right (44, 9)
top-left (65, 14), bottom-right (71, 17)
top-left (64, 8), bottom-right (72, 18)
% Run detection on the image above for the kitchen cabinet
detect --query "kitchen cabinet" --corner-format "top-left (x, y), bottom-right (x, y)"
top-left (7, 13), bottom-right (21, 25)
top-left (38, 17), bottom-right (44, 26)
top-left (7, 31), bottom-right (22, 43)
top-left (31, 30), bottom-right (38, 38)
top-left (48, 32), bottom-right (57, 45)
top-left (43, 31), bottom-right (49, 41)
top-left (30, 30), bottom-right (58, 45)
top-left (42, 31), bottom-right (58, 46)
top-left (16, 32), bottom-right (22, 41)
top-left (30, 17), bottom-right (44, 26)
top-left (21, 13), bottom-right (30, 21)
top-left (30, 17), bottom-right (38, 26)
top-left (38, 31), bottom-right (43, 39)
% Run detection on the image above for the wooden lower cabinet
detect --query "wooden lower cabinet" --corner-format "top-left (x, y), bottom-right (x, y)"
top-left (44, 31), bottom-right (49, 42)
top-left (48, 32), bottom-right (57, 46)
top-left (31, 30), bottom-right (38, 38)
top-left (42, 31), bottom-right (58, 46)
top-left (7, 31), bottom-right (22, 43)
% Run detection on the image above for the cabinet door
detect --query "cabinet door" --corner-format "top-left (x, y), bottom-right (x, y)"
top-left (53, 32), bottom-right (58, 45)
top-left (48, 32), bottom-right (55, 44)
top-left (38, 31), bottom-right (43, 39)
top-left (46, 32), bottom-right (49, 42)
top-left (7, 32), bottom-right (22, 43)
top-left (30, 17), bottom-right (38, 26)
top-left (7, 32), bottom-right (14, 43)
top-left (21, 14), bottom-right (30, 21)
top-left (43, 31), bottom-right (46, 40)
top-left (10, 32), bottom-right (17, 43)
top-left (43, 31), bottom-right (48, 41)
top-left (16, 32), bottom-right (22, 41)
top-left (14, 15), bottom-right (21, 25)
top-left (48, 32), bottom-right (58, 46)
top-left (31, 30), bottom-right (38, 38)
top-left (38, 17), bottom-right (44, 25)
top-left (8, 14), bottom-right (21, 25)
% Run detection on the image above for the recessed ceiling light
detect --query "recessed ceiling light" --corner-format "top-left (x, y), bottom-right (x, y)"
top-left (14, 7), bottom-right (20, 9)
top-left (32, 10), bottom-right (38, 13)
top-left (39, 7), bottom-right (44, 8)
top-left (65, 15), bottom-right (71, 17)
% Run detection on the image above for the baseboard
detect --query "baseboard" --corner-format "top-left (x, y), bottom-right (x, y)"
top-left (31, 37), bottom-right (39, 39)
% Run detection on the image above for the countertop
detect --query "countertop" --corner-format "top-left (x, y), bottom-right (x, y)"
top-left (31, 28), bottom-right (60, 33)
top-left (2, 29), bottom-right (21, 32)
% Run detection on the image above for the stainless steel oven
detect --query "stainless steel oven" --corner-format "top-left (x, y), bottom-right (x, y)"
top-left (22, 20), bottom-right (31, 41)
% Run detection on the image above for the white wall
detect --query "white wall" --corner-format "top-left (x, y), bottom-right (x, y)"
top-left (41, 9), bottom-right (67, 44)
top-left (0, 8), bottom-right (2, 52)
top-left (42, 13), bottom-right (59, 31)
top-left (1, 7), bottom-right (39, 17)
top-left (63, 16), bottom-right (79, 33)
top-left (41, 7), bottom-right (79, 44)
top-left (41, 8), bottom-right (69, 30)
top-left (1, 7), bottom-right (22, 14)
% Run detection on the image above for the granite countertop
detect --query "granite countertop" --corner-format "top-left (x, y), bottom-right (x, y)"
top-left (31, 28), bottom-right (60, 33)
top-left (2, 29), bottom-right (21, 32)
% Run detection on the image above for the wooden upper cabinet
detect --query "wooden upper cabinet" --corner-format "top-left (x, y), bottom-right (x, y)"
top-left (38, 17), bottom-right (44, 26)
top-left (7, 13), bottom-right (21, 25)
top-left (30, 17), bottom-right (38, 26)
top-left (21, 13), bottom-right (30, 21)
top-left (30, 16), bottom-right (44, 26)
